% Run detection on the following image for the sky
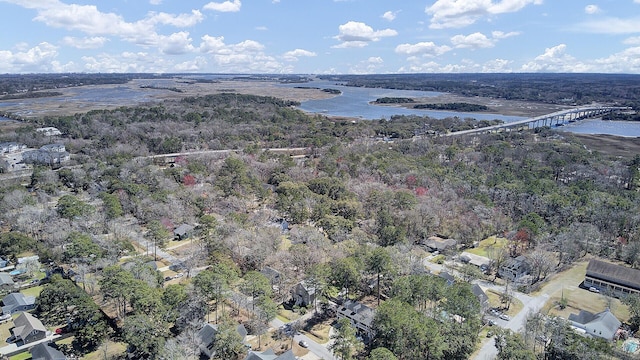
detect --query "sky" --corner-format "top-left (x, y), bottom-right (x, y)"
top-left (1, 0), bottom-right (640, 74)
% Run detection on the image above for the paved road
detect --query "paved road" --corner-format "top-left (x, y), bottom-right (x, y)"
top-left (422, 256), bottom-right (550, 360)
top-left (473, 280), bottom-right (549, 360)
top-left (270, 317), bottom-right (336, 360)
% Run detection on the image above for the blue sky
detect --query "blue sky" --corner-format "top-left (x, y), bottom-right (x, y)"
top-left (1, 0), bottom-right (640, 74)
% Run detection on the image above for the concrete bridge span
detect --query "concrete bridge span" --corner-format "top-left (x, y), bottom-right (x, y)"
top-left (444, 106), bottom-right (632, 137)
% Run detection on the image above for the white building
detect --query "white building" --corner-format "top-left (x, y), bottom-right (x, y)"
top-left (36, 127), bottom-right (62, 136)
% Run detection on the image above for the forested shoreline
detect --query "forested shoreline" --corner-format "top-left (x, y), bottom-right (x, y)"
top-left (1, 91), bottom-right (640, 359)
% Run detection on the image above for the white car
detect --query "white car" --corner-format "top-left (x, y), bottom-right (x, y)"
top-left (0, 313), bottom-right (11, 321)
top-left (588, 287), bottom-right (600, 293)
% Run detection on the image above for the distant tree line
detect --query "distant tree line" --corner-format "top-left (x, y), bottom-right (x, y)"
top-left (319, 73), bottom-right (640, 107)
top-left (413, 102), bottom-right (489, 112)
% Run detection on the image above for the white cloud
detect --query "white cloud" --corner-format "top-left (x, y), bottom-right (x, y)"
top-left (255, 26), bottom-right (268, 31)
top-left (482, 58), bottom-right (513, 72)
top-left (576, 17), bottom-right (640, 34)
top-left (593, 47), bottom-right (640, 73)
top-left (395, 42), bottom-right (451, 56)
top-left (174, 56), bottom-right (207, 72)
top-left (426, 0), bottom-right (543, 29)
top-left (451, 32), bottom-right (494, 48)
top-left (624, 36), bottom-right (640, 45)
top-left (149, 0), bottom-right (162, 4)
top-left (584, 5), bottom-right (600, 14)
top-left (198, 35), bottom-right (284, 72)
top-left (145, 10), bottom-right (204, 27)
top-left (521, 44), bottom-right (591, 72)
top-left (333, 21), bottom-right (397, 48)
top-left (61, 36), bottom-right (108, 49)
top-left (283, 49), bottom-right (317, 61)
top-left (381, 10), bottom-right (398, 21)
top-left (203, 0), bottom-right (241, 12)
top-left (158, 32), bottom-right (195, 55)
top-left (0, 42), bottom-right (59, 72)
top-left (450, 30), bottom-right (520, 49)
top-left (492, 30), bottom-right (520, 39)
top-left (349, 57), bottom-right (386, 74)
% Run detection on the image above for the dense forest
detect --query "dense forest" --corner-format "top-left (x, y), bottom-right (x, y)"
top-left (1, 90), bottom-right (640, 359)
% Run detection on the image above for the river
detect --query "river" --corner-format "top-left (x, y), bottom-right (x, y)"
top-left (1, 78), bottom-right (639, 137)
top-left (279, 80), bottom-right (640, 137)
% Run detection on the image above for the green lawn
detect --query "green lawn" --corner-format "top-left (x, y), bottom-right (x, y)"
top-left (465, 236), bottom-right (507, 258)
top-left (536, 260), bottom-right (630, 323)
top-left (9, 352), bottom-right (31, 360)
top-left (20, 285), bottom-right (43, 298)
top-left (486, 289), bottom-right (524, 317)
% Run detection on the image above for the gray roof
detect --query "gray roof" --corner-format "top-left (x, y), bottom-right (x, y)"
top-left (471, 284), bottom-right (489, 304)
top-left (245, 349), bottom-right (295, 360)
top-left (339, 300), bottom-right (375, 328)
top-left (13, 312), bottom-right (46, 341)
top-left (30, 342), bottom-right (67, 360)
top-left (568, 308), bottom-right (621, 340)
top-left (0, 273), bottom-right (14, 286)
top-left (173, 224), bottom-right (194, 236)
top-left (586, 259), bottom-right (640, 291)
top-left (423, 236), bottom-right (457, 251)
top-left (2, 293), bottom-right (36, 314)
top-left (198, 323), bottom-right (248, 356)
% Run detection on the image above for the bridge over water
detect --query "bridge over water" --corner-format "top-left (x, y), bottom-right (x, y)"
top-left (444, 106), bottom-right (631, 137)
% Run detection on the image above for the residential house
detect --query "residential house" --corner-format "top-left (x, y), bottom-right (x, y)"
top-left (245, 349), bottom-right (295, 360)
top-left (35, 127), bottom-right (62, 136)
top-left (260, 266), bottom-right (283, 291)
top-left (459, 252), bottom-right (492, 272)
top-left (30, 342), bottom-right (68, 360)
top-left (22, 144), bottom-right (70, 166)
top-left (568, 308), bottom-right (621, 341)
top-left (0, 142), bottom-right (26, 154)
top-left (438, 271), bottom-right (456, 286)
top-left (583, 259), bottom-right (640, 298)
top-left (10, 312), bottom-right (47, 345)
top-left (173, 224), bottom-right (194, 240)
top-left (471, 284), bottom-right (489, 312)
top-left (0, 272), bottom-right (14, 289)
top-left (498, 256), bottom-right (531, 283)
top-left (2, 293), bottom-right (36, 314)
top-left (337, 300), bottom-right (375, 339)
top-left (421, 236), bottom-right (457, 253)
top-left (198, 323), bottom-right (248, 359)
top-left (291, 281), bottom-right (316, 307)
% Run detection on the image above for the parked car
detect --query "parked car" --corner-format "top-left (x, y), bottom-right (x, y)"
top-left (0, 313), bottom-right (11, 321)
top-left (588, 286), bottom-right (600, 293)
top-left (499, 314), bottom-right (511, 321)
top-left (298, 340), bottom-right (309, 348)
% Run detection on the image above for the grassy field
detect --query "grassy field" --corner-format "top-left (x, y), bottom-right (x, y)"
top-left (20, 285), bottom-right (43, 298)
top-left (486, 289), bottom-right (524, 317)
top-left (537, 260), bottom-right (630, 322)
top-left (247, 330), bottom-right (310, 358)
top-left (465, 236), bottom-right (507, 258)
top-left (83, 340), bottom-right (128, 360)
top-left (301, 323), bottom-right (331, 344)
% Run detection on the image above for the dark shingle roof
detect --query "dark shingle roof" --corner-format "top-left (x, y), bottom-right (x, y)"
top-left (586, 259), bottom-right (640, 290)
top-left (30, 343), bottom-right (67, 360)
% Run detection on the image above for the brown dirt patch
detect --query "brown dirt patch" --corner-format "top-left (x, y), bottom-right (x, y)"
top-left (569, 133), bottom-right (640, 159)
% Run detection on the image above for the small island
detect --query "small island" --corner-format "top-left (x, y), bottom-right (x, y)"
top-left (373, 97), bottom-right (416, 104)
top-left (413, 102), bottom-right (490, 112)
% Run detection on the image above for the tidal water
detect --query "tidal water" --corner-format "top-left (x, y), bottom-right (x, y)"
top-left (279, 80), bottom-right (524, 122)
top-left (280, 80), bottom-right (640, 137)
top-left (1, 78), bottom-right (639, 137)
